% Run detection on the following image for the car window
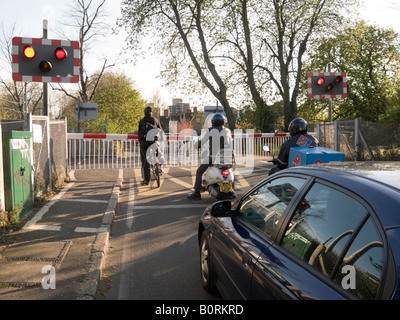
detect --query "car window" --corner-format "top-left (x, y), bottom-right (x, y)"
top-left (333, 217), bottom-right (384, 300)
top-left (238, 177), bottom-right (307, 239)
top-left (281, 182), bottom-right (369, 280)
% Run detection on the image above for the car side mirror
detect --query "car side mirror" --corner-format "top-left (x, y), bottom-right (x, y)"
top-left (210, 200), bottom-right (234, 217)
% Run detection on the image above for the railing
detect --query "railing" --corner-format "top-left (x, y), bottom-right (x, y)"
top-left (67, 132), bottom-right (291, 171)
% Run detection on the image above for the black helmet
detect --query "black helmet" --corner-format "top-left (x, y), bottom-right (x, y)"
top-left (288, 118), bottom-right (308, 136)
top-left (211, 113), bottom-right (225, 127)
top-left (144, 106), bottom-right (153, 115)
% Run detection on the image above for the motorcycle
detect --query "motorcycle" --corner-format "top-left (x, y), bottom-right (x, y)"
top-left (263, 146), bottom-right (281, 176)
top-left (201, 150), bottom-right (235, 200)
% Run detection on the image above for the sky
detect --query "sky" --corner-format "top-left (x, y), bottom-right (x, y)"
top-left (0, 0), bottom-right (399, 111)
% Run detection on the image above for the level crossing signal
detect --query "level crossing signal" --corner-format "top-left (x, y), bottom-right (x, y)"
top-left (308, 72), bottom-right (347, 99)
top-left (12, 37), bottom-right (80, 84)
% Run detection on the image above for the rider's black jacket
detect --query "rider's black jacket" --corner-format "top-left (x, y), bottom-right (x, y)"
top-left (138, 115), bottom-right (162, 148)
top-left (200, 125), bottom-right (232, 165)
top-left (275, 132), bottom-right (318, 169)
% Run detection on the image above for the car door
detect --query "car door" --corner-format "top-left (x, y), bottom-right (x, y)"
top-left (250, 179), bottom-right (386, 300)
top-left (212, 175), bottom-right (308, 299)
top-left (212, 217), bottom-right (268, 299)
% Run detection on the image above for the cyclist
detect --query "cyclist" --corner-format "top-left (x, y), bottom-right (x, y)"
top-left (138, 106), bottom-right (163, 185)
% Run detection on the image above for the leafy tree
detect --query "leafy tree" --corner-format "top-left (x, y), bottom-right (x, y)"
top-left (301, 20), bottom-right (400, 123)
top-left (384, 82), bottom-right (400, 123)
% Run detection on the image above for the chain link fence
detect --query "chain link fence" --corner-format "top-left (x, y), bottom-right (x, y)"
top-left (29, 115), bottom-right (67, 195)
top-left (317, 119), bottom-right (400, 161)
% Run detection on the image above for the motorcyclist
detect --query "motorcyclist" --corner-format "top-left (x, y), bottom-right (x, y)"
top-left (187, 113), bottom-right (233, 200)
top-left (269, 117), bottom-right (318, 175)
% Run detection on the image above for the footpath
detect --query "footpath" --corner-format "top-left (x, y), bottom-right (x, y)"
top-left (0, 169), bottom-right (121, 300)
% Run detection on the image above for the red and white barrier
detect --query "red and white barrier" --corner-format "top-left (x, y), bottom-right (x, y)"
top-left (67, 132), bottom-right (290, 141)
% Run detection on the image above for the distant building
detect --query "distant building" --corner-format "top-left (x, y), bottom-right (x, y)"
top-left (160, 98), bottom-right (201, 133)
top-left (204, 105), bottom-right (225, 120)
top-left (169, 98), bottom-right (191, 116)
top-left (203, 105), bottom-right (238, 121)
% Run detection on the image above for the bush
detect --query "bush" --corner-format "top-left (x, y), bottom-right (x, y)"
top-left (0, 206), bottom-right (22, 231)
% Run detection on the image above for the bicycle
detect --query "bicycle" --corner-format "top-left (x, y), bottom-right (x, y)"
top-left (151, 147), bottom-right (162, 188)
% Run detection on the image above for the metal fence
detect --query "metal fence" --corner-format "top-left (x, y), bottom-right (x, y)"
top-left (30, 115), bottom-right (68, 193)
top-left (317, 119), bottom-right (400, 161)
top-left (67, 132), bottom-right (291, 170)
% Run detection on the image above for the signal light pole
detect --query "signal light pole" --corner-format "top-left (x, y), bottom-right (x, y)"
top-left (43, 20), bottom-right (48, 116)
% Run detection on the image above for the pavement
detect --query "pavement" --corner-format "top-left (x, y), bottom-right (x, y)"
top-left (0, 169), bottom-right (122, 300)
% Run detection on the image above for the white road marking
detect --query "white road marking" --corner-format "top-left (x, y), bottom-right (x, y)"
top-left (27, 225), bottom-right (62, 231)
top-left (127, 178), bottom-right (135, 229)
top-left (24, 182), bottom-right (75, 229)
top-left (74, 227), bottom-right (109, 233)
top-left (119, 177), bottom-right (135, 299)
top-left (167, 176), bottom-right (193, 189)
top-left (233, 169), bottom-right (251, 190)
top-left (60, 199), bottom-right (108, 204)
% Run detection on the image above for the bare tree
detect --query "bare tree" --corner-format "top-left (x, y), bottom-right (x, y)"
top-left (255, 0), bottom-right (358, 128)
top-left (149, 88), bottom-right (167, 109)
top-left (119, 0), bottom-right (237, 130)
top-left (119, 0), bottom-right (359, 131)
top-left (53, 0), bottom-right (115, 103)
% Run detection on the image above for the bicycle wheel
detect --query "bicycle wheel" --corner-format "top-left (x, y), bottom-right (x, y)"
top-left (155, 164), bottom-right (160, 188)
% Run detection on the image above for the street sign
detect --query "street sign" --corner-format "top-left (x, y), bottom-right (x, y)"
top-left (308, 72), bottom-right (347, 99)
top-left (75, 103), bottom-right (98, 121)
top-left (12, 37), bottom-right (80, 83)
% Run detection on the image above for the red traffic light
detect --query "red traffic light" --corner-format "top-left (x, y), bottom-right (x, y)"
top-left (308, 72), bottom-right (347, 99)
top-left (317, 77), bottom-right (325, 85)
top-left (23, 45), bottom-right (36, 59)
top-left (335, 76), bottom-right (343, 84)
top-left (55, 47), bottom-right (67, 60)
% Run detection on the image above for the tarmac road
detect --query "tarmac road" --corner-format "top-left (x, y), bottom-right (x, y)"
top-left (0, 160), bottom-right (271, 300)
top-left (97, 163), bottom-right (270, 300)
top-left (0, 169), bottom-right (121, 300)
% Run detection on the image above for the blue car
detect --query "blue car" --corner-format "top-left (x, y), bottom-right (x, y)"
top-left (198, 162), bottom-right (400, 300)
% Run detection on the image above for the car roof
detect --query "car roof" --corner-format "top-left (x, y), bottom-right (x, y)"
top-left (318, 162), bottom-right (400, 190)
top-left (282, 162), bottom-right (400, 229)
